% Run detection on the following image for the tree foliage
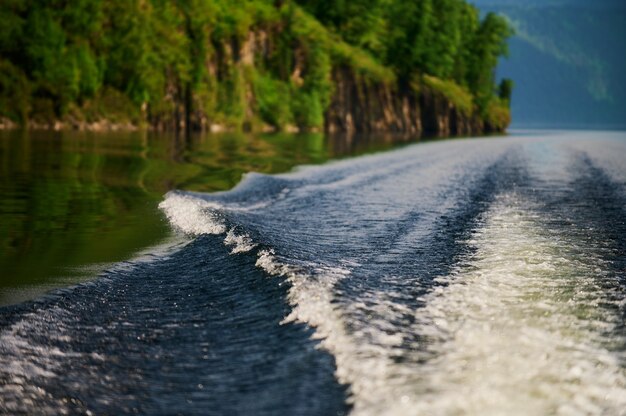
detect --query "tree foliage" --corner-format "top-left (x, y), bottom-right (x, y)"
top-left (0, 0), bottom-right (512, 128)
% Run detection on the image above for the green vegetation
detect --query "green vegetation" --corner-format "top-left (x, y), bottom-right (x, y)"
top-left (0, 129), bottom-right (423, 304)
top-left (422, 75), bottom-right (474, 116)
top-left (0, 0), bottom-right (512, 131)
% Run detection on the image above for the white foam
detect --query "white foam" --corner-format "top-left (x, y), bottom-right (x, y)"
top-left (147, 132), bottom-right (626, 414)
top-left (255, 250), bottom-right (412, 415)
top-left (255, 190), bottom-right (626, 416)
top-left (0, 307), bottom-right (78, 414)
top-left (159, 192), bottom-right (227, 235)
top-left (224, 228), bottom-right (256, 254)
top-left (404, 192), bottom-right (626, 415)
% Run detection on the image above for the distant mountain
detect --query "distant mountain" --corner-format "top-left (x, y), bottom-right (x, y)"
top-left (474, 0), bottom-right (626, 128)
top-left (471, 0), bottom-right (625, 10)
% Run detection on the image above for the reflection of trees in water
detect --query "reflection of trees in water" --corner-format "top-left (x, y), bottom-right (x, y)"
top-left (0, 131), bottom-right (167, 296)
top-left (326, 132), bottom-right (418, 157)
top-left (0, 130), bottom-right (424, 303)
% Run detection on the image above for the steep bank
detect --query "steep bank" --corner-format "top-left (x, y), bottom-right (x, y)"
top-left (0, 1), bottom-right (511, 135)
top-left (326, 67), bottom-right (508, 136)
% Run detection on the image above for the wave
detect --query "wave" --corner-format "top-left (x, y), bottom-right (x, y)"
top-left (2, 131), bottom-right (625, 415)
top-left (157, 131), bottom-right (626, 415)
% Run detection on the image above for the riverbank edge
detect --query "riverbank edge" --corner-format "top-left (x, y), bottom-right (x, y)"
top-left (0, 2), bottom-right (512, 138)
top-left (0, 83), bottom-right (509, 137)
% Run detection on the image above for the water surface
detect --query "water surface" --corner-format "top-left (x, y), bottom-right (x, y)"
top-left (1, 130), bottom-right (625, 415)
top-left (0, 130), bottom-right (415, 305)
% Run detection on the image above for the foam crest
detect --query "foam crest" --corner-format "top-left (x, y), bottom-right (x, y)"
top-left (157, 132), bottom-right (626, 415)
top-left (224, 229), bottom-right (256, 254)
top-left (407, 192), bottom-right (626, 415)
top-left (255, 252), bottom-right (415, 416)
top-left (159, 191), bottom-right (227, 235)
top-left (262, 191), bottom-right (626, 416)
top-left (0, 307), bottom-right (85, 414)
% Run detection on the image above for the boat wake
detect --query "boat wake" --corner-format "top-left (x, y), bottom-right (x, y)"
top-left (1, 131), bottom-right (626, 415)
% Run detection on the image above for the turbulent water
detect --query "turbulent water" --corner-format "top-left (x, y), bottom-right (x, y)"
top-left (1, 131), bottom-right (625, 415)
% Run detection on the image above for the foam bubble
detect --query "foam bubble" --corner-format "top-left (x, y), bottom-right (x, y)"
top-left (405, 193), bottom-right (626, 415)
top-left (263, 191), bottom-right (626, 416)
top-left (159, 192), bottom-right (227, 235)
top-left (224, 229), bottom-right (256, 254)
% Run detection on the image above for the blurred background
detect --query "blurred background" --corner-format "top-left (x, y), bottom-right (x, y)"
top-left (475, 0), bottom-right (626, 128)
top-left (0, 0), bottom-right (624, 305)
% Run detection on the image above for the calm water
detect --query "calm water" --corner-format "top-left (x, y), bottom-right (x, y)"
top-left (0, 130), bottom-right (415, 306)
top-left (1, 130), bottom-right (625, 415)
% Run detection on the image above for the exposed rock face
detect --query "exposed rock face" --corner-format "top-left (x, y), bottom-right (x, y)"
top-left (325, 67), bottom-right (421, 135)
top-left (325, 66), bottom-right (499, 137)
top-left (185, 29), bottom-right (506, 136)
top-left (0, 27), bottom-right (506, 136)
top-left (0, 117), bottom-right (16, 130)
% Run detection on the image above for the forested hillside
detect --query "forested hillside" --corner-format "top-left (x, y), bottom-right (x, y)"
top-left (0, 0), bottom-right (512, 133)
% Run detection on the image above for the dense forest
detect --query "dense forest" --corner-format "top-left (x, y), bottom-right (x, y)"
top-left (0, 0), bottom-right (513, 133)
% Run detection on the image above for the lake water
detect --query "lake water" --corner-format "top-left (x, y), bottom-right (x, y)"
top-left (0, 130), bottom-right (415, 306)
top-left (1, 130), bottom-right (625, 415)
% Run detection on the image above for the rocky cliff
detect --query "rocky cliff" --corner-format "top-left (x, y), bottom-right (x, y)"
top-left (0, 2), bottom-right (510, 136)
top-left (325, 66), bottom-right (504, 137)
top-left (161, 28), bottom-right (509, 137)
top-left (138, 24), bottom-right (510, 137)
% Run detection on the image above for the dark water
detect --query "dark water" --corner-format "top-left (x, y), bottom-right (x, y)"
top-left (1, 130), bottom-right (625, 415)
top-left (0, 130), bottom-right (415, 306)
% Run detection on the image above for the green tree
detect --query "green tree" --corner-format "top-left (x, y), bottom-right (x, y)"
top-left (0, 0), bottom-right (512, 129)
top-left (466, 12), bottom-right (513, 111)
top-left (296, 0), bottom-right (386, 53)
top-left (498, 78), bottom-right (514, 105)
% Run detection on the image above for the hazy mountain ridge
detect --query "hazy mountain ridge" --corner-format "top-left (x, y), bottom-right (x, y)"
top-left (471, 0), bottom-right (625, 10)
top-left (474, 0), bottom-right (626, 127)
